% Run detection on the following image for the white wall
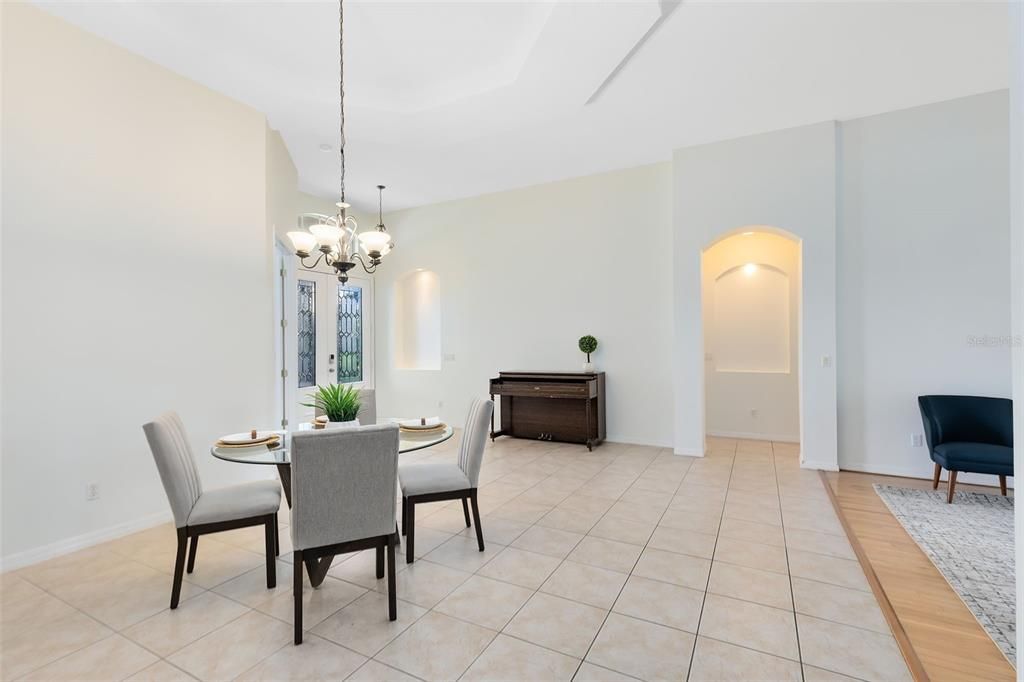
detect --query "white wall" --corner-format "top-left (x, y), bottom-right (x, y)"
top-left (837, 91), bottom-right (1011, 483)
top-left (1, 5), bottom-right (284, 567)
top-left (297, 191), bottom-right (339, 219)
top-left (703, 232), bottom-right (800, 442)
top-left (1010, 2), bottom-right (1023, 669)
top-left (373, 163), bottom-right (675, 446)
top-left (673, 123), bottom-right (839, 466)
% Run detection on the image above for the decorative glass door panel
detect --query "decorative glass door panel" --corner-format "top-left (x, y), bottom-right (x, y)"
top-left (297, 279), bottom-right (317, 389)
top-left (292, 272), bottom-right (373, 425)
top-left (336, 285), bottom-right (363, 383)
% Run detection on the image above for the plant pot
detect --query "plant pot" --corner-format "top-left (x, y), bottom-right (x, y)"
top-left (582, 362), bottom-right (595, 373)
top-left (325, 418), bottom-right (360, 430)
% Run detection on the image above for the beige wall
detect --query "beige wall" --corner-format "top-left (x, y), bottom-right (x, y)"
top-left (0, 5), bottom-right (289, 566)
top-left (373, 162), bottom-right (675, 446)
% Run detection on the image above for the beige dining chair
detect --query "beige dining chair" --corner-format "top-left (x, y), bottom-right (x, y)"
top-left (142, 412), bottom-right (282, 609)
top-left (290, 423), bottom-right (400, 644)
top-left (399, 398), bottom-right (493, 563)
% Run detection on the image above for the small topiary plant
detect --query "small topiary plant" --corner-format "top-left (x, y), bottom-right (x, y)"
top-left (578, 335), bottom-right (598, 363)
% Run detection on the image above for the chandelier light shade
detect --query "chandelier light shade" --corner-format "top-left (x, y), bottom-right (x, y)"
top-left (287, 0), bottom-right (393, 283)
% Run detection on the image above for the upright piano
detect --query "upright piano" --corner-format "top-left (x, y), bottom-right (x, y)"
top-left (488, 371), bottom-right (606, 450)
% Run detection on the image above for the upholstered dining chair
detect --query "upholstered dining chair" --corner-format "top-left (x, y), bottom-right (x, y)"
top-left (142, 412), bottom-right (282, 609)
top-left (357, 388), bottom-right (377, 425)
top-left (290, 423), bottom-right (400, 644)
top-left (399, 398), bottom-right (493, 564)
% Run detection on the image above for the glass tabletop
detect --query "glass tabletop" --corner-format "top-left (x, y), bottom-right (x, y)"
top-left (210, 420), bottom-right (454, 465)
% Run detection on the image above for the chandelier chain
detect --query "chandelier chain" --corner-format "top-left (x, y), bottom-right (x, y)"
top-left (338, 0), bottom-right (346, 204)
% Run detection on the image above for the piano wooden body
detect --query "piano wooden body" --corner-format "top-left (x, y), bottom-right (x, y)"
top-left (488, 371), bottom-right (606, 450)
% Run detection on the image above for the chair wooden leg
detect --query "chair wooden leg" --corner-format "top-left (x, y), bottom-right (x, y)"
top-left (387, 533), bottom-right (397, 621)
top-left (947, 470), bottom-right (958, 504)
top-left (401, 497), bottom-right (408, 536)
top-left (293, 550), bottom-right (303, 644)
top-left (265, 516), bottom-right (276, 589)
top-left (376, 543), bottom-right (385, 580)
top-left (1000, 475), bottom-right (1007, 496)
top-left (186, 536), bottom-right (198, 574)
top-left (470, 490), bottom-right (484, 552)
top-left (932, 463), bottom-right (942, 490)
top-left (462, 498), bottom-right (471, 527)
top-left (171, 528), bottom-right (187, 609)
top-left (406, 501), bottom-right (416, 564)
top-left (274, 513), bottom-right (280, 556)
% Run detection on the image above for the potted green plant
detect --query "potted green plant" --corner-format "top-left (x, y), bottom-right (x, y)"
top-left (578, 335), bottom-right (598, 372)
top-left (302, 383), bottom-right (362, 429)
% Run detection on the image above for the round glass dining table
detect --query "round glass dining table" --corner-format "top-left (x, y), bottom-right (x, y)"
top-left (210, 420), bottom-right (453, 588)
top-left (210, 421), bottom-right (454, 466)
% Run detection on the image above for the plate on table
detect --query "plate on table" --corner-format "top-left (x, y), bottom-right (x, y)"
top-left (398, 418), bottom-right (447, 432)
top-left (217, 431), bottom-right (281, 446)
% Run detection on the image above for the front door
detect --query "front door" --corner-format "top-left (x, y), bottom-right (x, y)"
top-left (293, 271), bottom-right (374, 425)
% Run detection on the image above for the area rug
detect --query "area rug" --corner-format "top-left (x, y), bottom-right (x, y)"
top-left (874, 484), bottom-right (1015, 665)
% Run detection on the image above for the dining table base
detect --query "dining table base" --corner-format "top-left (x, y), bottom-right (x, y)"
top-left (276, 463), bottom-right (335, 588)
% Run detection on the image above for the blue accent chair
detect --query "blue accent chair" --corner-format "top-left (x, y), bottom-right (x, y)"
top-left (917, 395), bottom-right (1013, 503)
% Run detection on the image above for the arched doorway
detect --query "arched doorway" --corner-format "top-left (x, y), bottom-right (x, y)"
top-left (702, 228), bottom-right (801, 455)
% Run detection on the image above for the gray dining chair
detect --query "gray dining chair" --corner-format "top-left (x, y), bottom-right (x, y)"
top-left (357, 388), bottom-right (377, 425)
top-left (290, 423), bottom-right (400, 644)
top-left (399, 398), bottom-right (493, 564)
top-left (142, 412), bottom-right (282, 609)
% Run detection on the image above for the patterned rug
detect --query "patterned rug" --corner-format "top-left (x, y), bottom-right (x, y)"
top-left (874, 484), bottom-right (1015, 666)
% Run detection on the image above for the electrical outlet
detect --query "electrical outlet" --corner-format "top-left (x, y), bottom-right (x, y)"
top-left (85, 483), bottom-right (99, 501)
top-left (911, 433), bottom-right (924, 447)
top-left (750, 408), bottom-right (758, 418)
top-left (438, 400), bottom-right (444, 409)
top-left (821, 355), bottom-right (832, 368)
top-left (444, 353), bottom-right (456, 362)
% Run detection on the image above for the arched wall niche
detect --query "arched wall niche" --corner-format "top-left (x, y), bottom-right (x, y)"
top-left (394, 269), bottom-right (442, 371)
top-left (711, 262), bottom-right (790, 373)
top-left (701, 229), bottom-right (801, 444)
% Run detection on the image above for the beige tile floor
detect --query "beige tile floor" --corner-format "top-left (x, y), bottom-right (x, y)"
top-left (0, 436), bottom-right (912, 681)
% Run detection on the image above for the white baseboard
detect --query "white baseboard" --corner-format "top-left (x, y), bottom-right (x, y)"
top-left (801, 458), bottom-right (839, 472)
top-left (707, 430), bottom-right (800, 443)
top-left (606, 435), bottom-right (674, 449)
top-left (1, 509), bottom-right (172, 573)
top-left (840, 460), bottom-right (1014, 490)
top-left (673, 447), bottom-right (705, 457)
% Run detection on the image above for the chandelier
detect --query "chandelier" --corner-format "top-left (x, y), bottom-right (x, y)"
top-left (287, 0), bottom-right (393, 283)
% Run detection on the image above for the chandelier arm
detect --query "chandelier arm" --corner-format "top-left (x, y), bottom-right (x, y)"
top-left (299, 253), bottom-right (326, 269)
top-left (351, 252), bottom-right (377, 274)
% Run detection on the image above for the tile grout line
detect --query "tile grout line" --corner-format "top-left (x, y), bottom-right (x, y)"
top-left (683, 440), bottom-right (738, 682)
top-left (818, 470), bottom-right (930, 682)
top-left (4, 440), bottom-right (692, 679)
top-left (568, 447), bottom-right (695, 681)
top-left (771, 441), bottom-right (806, 682)
top-left (12, 441), bottom-right (829, 682)
top-left (449, 444), bottom-right (673, 680)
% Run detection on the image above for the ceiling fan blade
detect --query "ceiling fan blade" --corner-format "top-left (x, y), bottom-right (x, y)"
top-left (586, 0), bottom-right (683, 105)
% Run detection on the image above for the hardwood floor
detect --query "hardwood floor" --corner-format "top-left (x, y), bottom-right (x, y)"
top-left (824, 470), bottom-right (1015, 682)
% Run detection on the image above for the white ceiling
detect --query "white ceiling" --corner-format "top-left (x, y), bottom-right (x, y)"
top-left (36, 1), bottom-right (1009, 213)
